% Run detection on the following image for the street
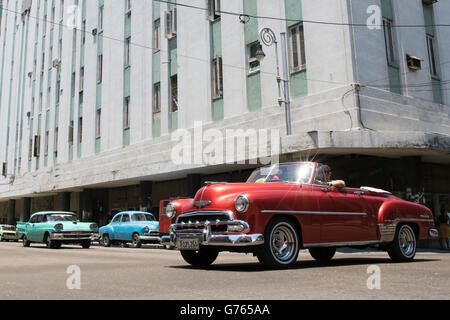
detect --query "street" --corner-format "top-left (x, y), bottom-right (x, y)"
top-left (0, 242), bottom-right (449, 300)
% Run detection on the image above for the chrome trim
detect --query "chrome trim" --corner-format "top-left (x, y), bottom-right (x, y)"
top-left (261, 210), bottom-right (367, 216)
top-left (379, 218), bottom-right (435, 243)
top-left (175, 210), bottom-right (234, 224)
top-left (304, 240), bottom-right (379, 248)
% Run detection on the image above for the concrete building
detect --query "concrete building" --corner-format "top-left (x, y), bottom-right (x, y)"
top-left (0, 0), bottom-right (449, 227)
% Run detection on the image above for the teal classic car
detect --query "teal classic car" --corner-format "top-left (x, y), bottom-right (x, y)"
top-left (0, 225), bottom-right (19, 242)
top-left (16, 211), bottom-right (99, 249)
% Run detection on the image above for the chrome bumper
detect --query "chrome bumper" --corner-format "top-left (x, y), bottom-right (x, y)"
top-left (51, 231), bottom-right (99, 241)
top-left (161, 220), bottom-right (264, 248)
top-left (139, 232), bottom-right (161, 242)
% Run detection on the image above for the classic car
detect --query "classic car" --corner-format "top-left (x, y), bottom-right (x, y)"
top-left (0, 225), bottom-right (19, 242)
top-left (161, 162), bottom-right (438, 268)
top-left (16, 211), bottom-right (99, 249)
top-left (99, 211), bottom-right (160, 248)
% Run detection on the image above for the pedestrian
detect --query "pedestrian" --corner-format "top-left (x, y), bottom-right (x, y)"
top-left (438, 207), bottom-right (450, 250)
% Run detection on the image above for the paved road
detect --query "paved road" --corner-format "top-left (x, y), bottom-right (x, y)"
top-left (0, 242), bottom-right (449, 300)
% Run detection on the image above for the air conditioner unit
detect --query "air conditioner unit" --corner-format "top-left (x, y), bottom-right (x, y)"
top-left (92, 28), bottom-right (98, 36)
top-left (422, 0), bottom-right (438, 5)
top-left (52, 59), bottom-right (61, 69)
top-left (406, 54), bottom-right (422, 71)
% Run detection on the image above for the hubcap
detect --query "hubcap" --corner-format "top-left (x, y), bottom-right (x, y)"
top-left (399, 226), bottom-right (416, 258)
top-left (271, 224), bottom-right (297, 263)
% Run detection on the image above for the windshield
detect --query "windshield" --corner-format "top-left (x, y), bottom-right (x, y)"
top-left (247, 163), bottom-right (315, 184)
top-left (1, 226), bottom-right (15, 231)
top-left (131, 213), bottom-right (155, 222)
top-left (46, 214), bottom-right (77, 222)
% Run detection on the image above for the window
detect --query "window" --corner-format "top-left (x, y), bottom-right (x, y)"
top-left (97, 55), bottom-right (103, 83)
top-left (208, 0), bottom-right (221, 21)
top-left (383, 18), bottom-right (398, 67)
top-left (78, 117), bottom-right (83, 144)
top-left (247, 41), bottom-right (261, 74)
top-left (153, 19), bottom-right (160, 52)
top-left (124, 37), bottom-right (131, 67)
top-left (165, 8), bottom-right (177, 39)
top-left (41, 52), bottom-right (45, 73)
top-left (123, 97), bottom-right (130, 129)
top-left (426, 34), bottom-right (438, 78)
top-left (68, 120), bottom-right (74, 146)
top-left (212, 55), bottom-right (223, 99)
top-left (122, 214), bottom-right (130, 222)
top-left (125, 0), bottom-right (131, 12)
top-left (95, 109), bottom-right (101, 138)
top-left (170, 74), bottom-right (178, 112)
top-left (71, 72), bottom-right (76, 97)
top-left (79, 67), bottom-right (84, 92)
top-left (39, 92), bottom-right (43, 112)
top-left (98, 5), bottom-right (104, 31)
top-left (54, 127), bottom-right (58, 156)
top-left (72, 29), bottom-right (77, 52)
top-left (28, 138), bottom-right (33, 161)
top-left (48, 47), bottom-right (53, 67)
top-left (55, 78), bottom-right (61, 104)
top-left (82, 19), bottom-right (86, 45)
top-left (288, 23), bottom-right (306, 73)
top-left (112, 214), bottom-right (121, 223)
top-left (153, 82), bottom-right (161, 114)
top-left (47, 87), bottom-right (51, 109)
top-left (60, 0), bottom-right (64, 20)
top-left (34, 135), bottom-right (41, 157)
top-left (44, 131), bottom-right (49, 155)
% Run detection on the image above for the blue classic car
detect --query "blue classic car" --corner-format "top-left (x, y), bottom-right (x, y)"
top-left (99, 211), bottom-right (160, 248)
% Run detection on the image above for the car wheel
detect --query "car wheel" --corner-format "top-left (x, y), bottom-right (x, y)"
top-left (255, 217), bottom-right (300, 269)
top-left (22, 235), bottom-right (31, 247)
top-left (387, 224), bottom-right (417, 262)
top-left (309, 247), bottom-right (336, 262)
top-left (45, 234), bottom-right (57, 249)
top-left (81, 240), bottom-right (91, 249)
top-left (102, 234), bottom-right (111, 247)
top-left (180, 248), bottom-right (219, 267)
top-left (132, 233), bottom-right (142, 248)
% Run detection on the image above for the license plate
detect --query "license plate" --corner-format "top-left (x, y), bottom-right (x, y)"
top-left (177, 238), bottom-right (199, 250)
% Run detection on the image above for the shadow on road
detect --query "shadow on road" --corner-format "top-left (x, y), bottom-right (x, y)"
top-left (168, 257), bottom-right (440, 272)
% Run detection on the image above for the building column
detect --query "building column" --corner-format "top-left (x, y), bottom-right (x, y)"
top-left (7, 200), bottom-right (16, 225)
top-left (79, 190), bottom-right (93, 222)
top-left (54, 192), bottom-right (71, 211)
top-left (139, 181), bottom-right (153, 212)
top-left (19, 198), bottom-right (31, 222)
top-left (187, 174), bottom-right (202, 198)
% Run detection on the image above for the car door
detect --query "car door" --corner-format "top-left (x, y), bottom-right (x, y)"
top-left (27, 215), bottom-right (41, 242)
top-left (110, 214), bottom-right (122, 240)
top-left (320, 187), bottom-right (372, 243)
top-left (118, 214), bottom-right (131, 240)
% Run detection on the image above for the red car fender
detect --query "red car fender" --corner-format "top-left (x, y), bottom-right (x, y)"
top-left (377, 198), bottom-right (434, 240)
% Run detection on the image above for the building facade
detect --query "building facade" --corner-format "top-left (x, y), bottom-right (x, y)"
top-left (0, 0), bottom-right (449, 227)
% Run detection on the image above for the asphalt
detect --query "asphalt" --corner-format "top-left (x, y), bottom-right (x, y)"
top-left (0, 241), bottom-right (449, 300)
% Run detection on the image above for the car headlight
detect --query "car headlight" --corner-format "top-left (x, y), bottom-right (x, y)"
top-left (165, 203), bottom-right (176, 219)
top-left (143, 226), bottom-right (150, 233)
top-left (54, 223), bottom-right (64, 230)
top-left (235, 194), bottom-right (249, 213)
top-left (90, 223), bottom-right (98, 229)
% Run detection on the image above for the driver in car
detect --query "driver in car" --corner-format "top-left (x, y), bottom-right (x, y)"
top-left (314, 165), bottom-right (346, 188)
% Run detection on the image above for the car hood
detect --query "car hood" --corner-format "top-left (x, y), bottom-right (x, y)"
top-left (51, 221), bottom-right (97, 231)
top-left (190, 183), bottom-right (299, 211)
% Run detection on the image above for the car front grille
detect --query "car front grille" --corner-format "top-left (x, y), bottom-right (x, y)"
top-left (175, 211), bottom-right (233, 233)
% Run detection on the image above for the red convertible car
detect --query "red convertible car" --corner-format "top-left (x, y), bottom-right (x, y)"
top-left (161, 162), bottom-right (438, 268)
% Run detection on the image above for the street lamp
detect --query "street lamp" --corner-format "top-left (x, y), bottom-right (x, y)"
top-left (257, 27), bottom-right (292, 136)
